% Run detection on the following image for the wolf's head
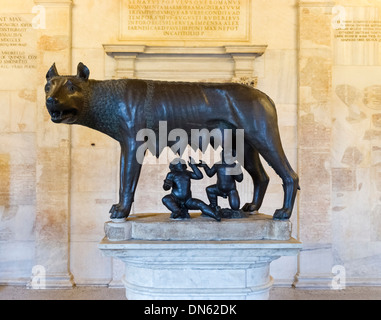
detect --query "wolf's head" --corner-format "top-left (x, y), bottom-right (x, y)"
top-left (45, 62), bottom-right (90, 124)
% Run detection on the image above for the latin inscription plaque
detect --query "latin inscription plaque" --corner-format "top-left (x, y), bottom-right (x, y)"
top-left (0, 14), bottom-right (37, 70)
top-left (120, 0), bottom-right (251, 42)
top-left (335, 20), bottom-right (381, 42)
top-left (0, 14), bottom-right (37, 89)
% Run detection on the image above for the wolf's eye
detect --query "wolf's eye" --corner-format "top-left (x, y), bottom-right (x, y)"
top-left (45, 84), bottom-right (51, 93)
top-left (66, 81), bottom-right (76, 93)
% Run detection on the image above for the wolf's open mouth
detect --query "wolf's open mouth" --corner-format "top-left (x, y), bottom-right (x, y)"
top-left (50, 108), bottom-right (78, 123)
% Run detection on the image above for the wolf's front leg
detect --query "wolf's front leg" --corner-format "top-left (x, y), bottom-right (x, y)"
top-left (110, 141), bottom-right (143, 221)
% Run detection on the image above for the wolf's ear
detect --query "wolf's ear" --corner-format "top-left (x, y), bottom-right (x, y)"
top-left (77, 62), bottom-right (90, 81)
top-left (46, 63), bottom-right (59, 80)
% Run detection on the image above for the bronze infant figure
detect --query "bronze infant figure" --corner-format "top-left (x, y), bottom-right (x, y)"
top-left (199, 151), bottom-right (244, 213)
top-left (45, 62), bottom-right (299, 221)
top-left (162, 157), bottom-right (221, 221)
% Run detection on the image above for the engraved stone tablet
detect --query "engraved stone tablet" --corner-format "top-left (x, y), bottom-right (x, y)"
top-left (0, 13), bottom-right (37, 89)
top-left (120, 0), bottom-right (251, 42)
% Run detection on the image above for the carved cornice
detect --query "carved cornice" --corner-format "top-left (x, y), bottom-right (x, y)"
top-left (103, 45), bottom-right (267, 57)
top-left (103, 44), bottom-right (267, 81)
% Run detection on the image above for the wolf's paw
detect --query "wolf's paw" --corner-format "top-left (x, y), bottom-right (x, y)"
top-left (109, 203), bottom-right (131, 222)
top-left (273, 208), bottom-right (292, 220)
top-left (242, 202), bottom-right (258, 213)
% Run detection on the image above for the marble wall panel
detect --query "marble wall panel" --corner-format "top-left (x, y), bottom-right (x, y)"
top-left (0, 92), bottom-right (11, 132)
top-left (371, 205), bottom-right (381, 242)
top-left (299, 5), bottom-right (332, 47)
top-left (0, 154), bottom-right (11, 212)
top-left (0, 0), bottom-right (38, 277)
top-left (71, 147), bottom-right (117, 194)
top-left (0, 138), bottom-right (36, 283)
top-left (9, 91), bottom-right (37, 133)
top-left (331, 64), bottom-right (381, 281)
top-left (252, 0), bottom-right (297, 50)
top-left (71, 125), bottom-right (119, 149)
top-left (0, 241), bottom-right (35, 284)
top-left (270, 256), bottom-right (299, 286)
top-left (0, 12), bottom-right (38, 90)
top-left (70, 192), bottom-right (116, 241)
top-left (72, 0), bottom-right (120, 47)
top-left (70, 241), bottom-right (112, 286)
top-left (135, 55), bottom-right (235, 82)
top-left (334, 6), bottom-right (381, 66)
top-left (0, 133), bottom-right (36, 223)
top-left (32, 0), bottom-right (74, 288)
top-left (296, 1), bottom-right (336, 286)
top-left (71, 48), bottom-right (106, 80)
top-left (256, 50), bottom-right (298, 105)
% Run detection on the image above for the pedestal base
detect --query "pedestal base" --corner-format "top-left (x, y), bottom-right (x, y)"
top-left (104, 212), bottom-right (292, 241)
top-left (99, 213), bottom-right (301, 300)
top-left (100, 238), bottom-right (301, 300)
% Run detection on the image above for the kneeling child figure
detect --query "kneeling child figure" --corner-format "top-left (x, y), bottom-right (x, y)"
top-left (162, 158), bottom-right (221, 221)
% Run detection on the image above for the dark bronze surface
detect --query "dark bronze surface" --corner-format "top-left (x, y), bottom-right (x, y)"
top-left (45, 62), bottom-right (299, 221)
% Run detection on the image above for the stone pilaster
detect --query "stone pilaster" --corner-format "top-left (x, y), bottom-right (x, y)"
top-left (33, 0), bottom-right (74, 288)
top-left (295, 0), bottom-right (335, 289)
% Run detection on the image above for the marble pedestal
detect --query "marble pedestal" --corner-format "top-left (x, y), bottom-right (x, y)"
top-left (99, 213), bottom-right (301, 300)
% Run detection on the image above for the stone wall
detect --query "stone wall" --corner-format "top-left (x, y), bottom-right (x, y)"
top-left (0, 0), bottom-right (380, 289)
top-left (0, 0), bottom-right (39, 284)
top-left (296, 0), bottom-right (381, 288)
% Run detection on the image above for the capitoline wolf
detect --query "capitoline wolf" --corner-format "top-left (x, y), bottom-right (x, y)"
top-left (44, 62), bottom-right (299, 221)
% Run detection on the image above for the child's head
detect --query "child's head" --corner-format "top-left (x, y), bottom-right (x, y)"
top-left (169, 158), bottom-right (187, 171)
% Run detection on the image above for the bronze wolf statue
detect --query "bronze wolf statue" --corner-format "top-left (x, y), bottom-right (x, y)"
top-left (45, 62), bottom-right (299, 220)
